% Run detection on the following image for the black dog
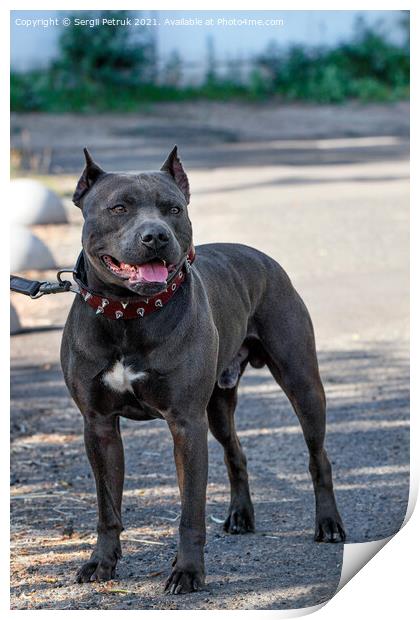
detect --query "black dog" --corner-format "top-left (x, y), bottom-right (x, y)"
top-left (61, 147), bottom-right (345, 595)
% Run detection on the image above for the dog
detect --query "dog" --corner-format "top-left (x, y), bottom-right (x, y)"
top-left (61, 146), bottom-right (345, 595)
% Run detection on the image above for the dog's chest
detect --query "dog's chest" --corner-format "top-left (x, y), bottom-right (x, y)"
top-left (100, 358), bottom-right (170, 417)
top-left (102, 360), bottom-right (147, 395)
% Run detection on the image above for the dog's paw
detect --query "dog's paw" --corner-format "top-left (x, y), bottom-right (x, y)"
top-left (315, 516), bottom-right (346, 543)
top-left (224, 505), bottom-right (255, 535)
top-left (164, 567), bottom-right (205, 595)
top-left (76, 558), bottom-right (117, 583)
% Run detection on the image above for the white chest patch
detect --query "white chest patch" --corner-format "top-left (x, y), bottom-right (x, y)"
top-left (102, 361), bottom-right (147, 394)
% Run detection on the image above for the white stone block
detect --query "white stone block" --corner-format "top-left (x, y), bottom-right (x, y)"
top-left (11, 226), bottom-right (56, 272)
top-left (10, 304), bottom-right (21, 334)
top-left (10, 178), bottom-right (67, 225)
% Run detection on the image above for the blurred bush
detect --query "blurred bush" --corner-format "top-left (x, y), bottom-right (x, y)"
top-left (12, 10), bottom-right (159, 112)
top-left (256, 18), bottom-right (409, 102)
top-left (11, 12), bottom-right (409, 111)
top-left (55, 11), bottom-right (156, 88)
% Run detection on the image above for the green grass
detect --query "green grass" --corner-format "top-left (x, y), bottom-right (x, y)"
top-left (11, 71), bottom-right (408, 114)
top-left (10, 73), bottom-right (263, 113)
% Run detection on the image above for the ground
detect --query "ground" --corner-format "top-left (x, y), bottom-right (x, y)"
top-left (10, 101), bottom-right (409, 610)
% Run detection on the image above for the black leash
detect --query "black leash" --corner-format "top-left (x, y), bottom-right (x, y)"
top-left (10, 269), bottom-right (77, 299)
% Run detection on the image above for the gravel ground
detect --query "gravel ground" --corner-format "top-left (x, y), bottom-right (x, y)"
top-left (10, 102), bottom-right (409, 610)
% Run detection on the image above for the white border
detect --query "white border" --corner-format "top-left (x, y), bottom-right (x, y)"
top-left (3, 2), bottom-right (417, 618)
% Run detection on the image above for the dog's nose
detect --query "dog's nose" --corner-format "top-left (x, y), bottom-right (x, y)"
top-left (139, 223), bottom-right (170, 250)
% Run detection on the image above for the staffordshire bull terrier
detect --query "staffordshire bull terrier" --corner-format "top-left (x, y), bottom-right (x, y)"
top-left (61, 146), bottom-right (345, 594)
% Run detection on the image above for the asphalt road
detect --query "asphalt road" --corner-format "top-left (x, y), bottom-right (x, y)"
top-left (10, 102), bottom-right (409, 610)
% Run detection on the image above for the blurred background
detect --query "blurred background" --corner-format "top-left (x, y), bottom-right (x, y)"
top-left (11, 10), bottom-right (409, 109)
top-left (10, 10), bottom-right (410, 611)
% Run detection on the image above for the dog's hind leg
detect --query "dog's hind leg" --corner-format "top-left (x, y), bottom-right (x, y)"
top-left (256, 293), bottom-right (346, 543)
top-left (271, 362), bottom-right (345, 542)
top-left (207, 382), bottom-right (255, 534)
top-left (76, 413), bottom-right (125, 582)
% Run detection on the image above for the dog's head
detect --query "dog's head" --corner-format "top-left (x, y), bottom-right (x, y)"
top-left (73, 146), bottom-right (192, 296)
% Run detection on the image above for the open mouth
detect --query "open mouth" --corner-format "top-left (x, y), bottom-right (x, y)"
top-left (102, 255), bottom-right (176, 284)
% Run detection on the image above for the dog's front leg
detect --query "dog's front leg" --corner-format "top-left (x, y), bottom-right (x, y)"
top-left (76, 412), bottom-right (124, 583)
top-left (164, 410), bottom-right (209, 594)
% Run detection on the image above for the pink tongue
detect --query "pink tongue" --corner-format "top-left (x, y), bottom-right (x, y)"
top-left (136, 262), bottom-right (168, 283)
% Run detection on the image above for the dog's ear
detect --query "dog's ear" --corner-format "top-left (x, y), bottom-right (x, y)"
top-left (73, 148), bottom-right (106, 207)
top-left (161, 145), bottom-right (190, 204)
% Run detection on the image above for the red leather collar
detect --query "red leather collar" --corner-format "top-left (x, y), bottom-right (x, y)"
top-left (74, 247), bottom-right (195, 320)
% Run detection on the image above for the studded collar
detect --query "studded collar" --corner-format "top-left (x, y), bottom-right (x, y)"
top-left (73, 247), bottom-right (195, 320)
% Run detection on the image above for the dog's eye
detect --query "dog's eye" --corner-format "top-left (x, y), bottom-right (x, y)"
top-left (109, 204), bottom-right (127, 214)
top-left (170, 207), bottom-right (181, 215)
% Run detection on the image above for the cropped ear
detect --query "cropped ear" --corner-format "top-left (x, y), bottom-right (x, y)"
top-left (160, 145), bottom-right (190, 204)
top-left (72, 148), bottom-right (106, 207)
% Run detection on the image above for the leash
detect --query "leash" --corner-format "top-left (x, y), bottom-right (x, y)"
top-left (10, 270), bottom-right (76, 299)
top-left (10, 247), bottom-right (195, 320)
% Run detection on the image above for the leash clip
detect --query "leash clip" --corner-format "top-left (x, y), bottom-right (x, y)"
top-left (29, 282), bottom-right (48, 299)
top-left (57, 268), bottom-right (76, 284)
top-left (56, 268), bottom-right (79, 294)
top-left (37, 280), bottom-right (73, 297)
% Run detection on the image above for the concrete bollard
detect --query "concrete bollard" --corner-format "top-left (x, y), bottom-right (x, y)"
top-left (11, 226), bottom-right (56, 272)
top-left (10, 178), bottom-right (68, 226)
top-left (10, 304), bottom-right (21, 335)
